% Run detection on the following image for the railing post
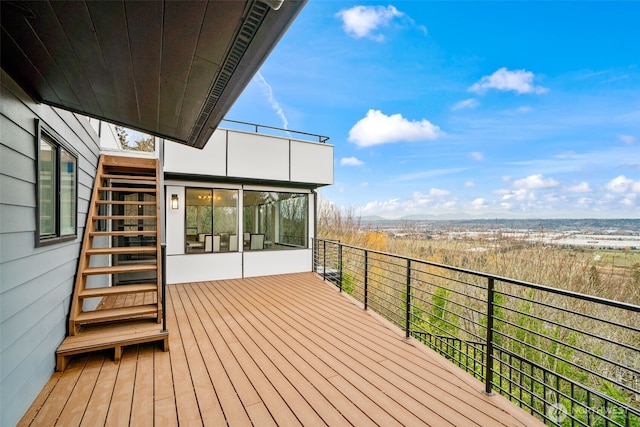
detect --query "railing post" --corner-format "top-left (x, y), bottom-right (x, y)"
top-left (313, 239), bottom-right (317, 271)
top-left (405, 259), bottom-right (411, 339)
top-left (484, 277), bottom-right (495, 395)
top-left (338, 243), bottom-right (343, 292)
top-left (323, 239), bottom-right (327, 281)
top-left (364, 250), bottom-right (369, 310)
top-left (161, 243), bottom-right (168, 333)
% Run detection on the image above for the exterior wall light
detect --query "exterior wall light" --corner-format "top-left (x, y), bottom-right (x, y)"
top-left (171, 194), bottom-right (179, 210)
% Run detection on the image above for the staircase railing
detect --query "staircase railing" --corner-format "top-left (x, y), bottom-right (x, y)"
top-left (313, 238), bottom-right (640, 426)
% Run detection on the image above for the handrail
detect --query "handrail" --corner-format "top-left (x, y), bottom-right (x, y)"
top-left (161, 243), bottom-right (167, 333)
top-left (221, 119), bottom-right (330, 143)
top-left (313, 238), bottom-right (640, 426)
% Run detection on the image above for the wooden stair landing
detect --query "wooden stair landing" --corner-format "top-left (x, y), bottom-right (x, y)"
top-left (56, 319), bottom-right (168, 371)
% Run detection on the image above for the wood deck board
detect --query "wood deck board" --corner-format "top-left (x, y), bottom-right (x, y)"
top-left (164, 287), bottom-right (203, 426)
top-left (21, 272), bottom-right (544, 426)
top-left (130, 345), bottom-right (154, 427)
top-left (170, 284), bottom-right (250, 426)
top-left (153, 346), bottom-right (178, 426)
top-left (211, 279), bottom-right (372, 424)
top-left (104, 346), bottom-right (137, 425)
top-left (232, 277), bottom-right (444, 426)
top-left (78, 352), bottom-right (120, 427)
top-left (54, 353), bottom-right (103, 426)
top-left (255, 275), bottom-right (495, 426)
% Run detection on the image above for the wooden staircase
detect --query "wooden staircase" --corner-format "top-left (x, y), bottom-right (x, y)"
top-left (56, 155), bottom-right (168, 371)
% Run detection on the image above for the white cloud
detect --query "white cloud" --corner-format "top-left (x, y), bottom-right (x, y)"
top-left (361, 181), bottom-right (369, 187)
top-left (605, 175), bottom-right (640, 193)
top-left (621, 193), bottom-right (637, 207)
top-left (471, 198), bottom-right (488, 208)
top-left (429, 188), bottom-right (450, 197)
top-left (335, 5), bottom-right (403, 41)
top-left (348, 109), bottom-right (443, 147)
top-left (396, 168), bottom-right (465, 182)
top-left (340, 156), bottom-right (364, 166)
top-left (618, 134), bottom-right (638, 145)
top-left (513, 174), bottom-right (559, 189)
top-left (469, 67), bottom-right (548, 95)
top-left (470, 151), bottom-right (484, 161)
top-left (567, 182), bottom-right (592, 193)
top-left (356, 190), bottom-right (461, 217)
top-left (464, 181), bottom-right (477, 188)
top-left (452, 98), bottom-right (479, 111)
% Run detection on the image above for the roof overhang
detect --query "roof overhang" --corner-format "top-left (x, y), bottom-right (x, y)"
top-left (1, 0), bottom-right (305, 148)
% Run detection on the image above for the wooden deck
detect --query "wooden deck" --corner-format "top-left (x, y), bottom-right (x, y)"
top-left (20, 273), bottom-right (544, 426)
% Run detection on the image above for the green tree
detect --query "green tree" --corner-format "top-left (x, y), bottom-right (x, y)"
top-left (115, 126), bottom-right (155, 152)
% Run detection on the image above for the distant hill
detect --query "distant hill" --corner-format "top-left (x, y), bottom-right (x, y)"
top-left (359, 215), bottom-right (387, 222)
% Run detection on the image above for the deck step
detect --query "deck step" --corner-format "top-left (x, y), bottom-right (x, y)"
top-left (89, 230), bottom-right (157, 237)
top-left (95, 200), bottom-right (156, 206)
top-left (98, 186), bottom-right (157, 193)
top-left (56, 319), bottom-right (168, 371)
top-left (83, 264), bottom-right (157, 276)
top-left (79, 283), bottom-right (158, 298)
top-left (76, 305), bottom-right (159, 324)
top-left (86, 246), bottom-right (157, 255)
top-left (92, 215), bottom-right (157, 221)
top-left (102, 155), bottom-right (157, 168)
top-left (101, 174), bottom-right (156, 181)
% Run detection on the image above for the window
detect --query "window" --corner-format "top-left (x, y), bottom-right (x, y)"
top-left (185, 188), bottom-right (238, 253)
top-left (36, 121), bottom-right (77, 245)
top-left (243, 191), bottom-right (308, 250)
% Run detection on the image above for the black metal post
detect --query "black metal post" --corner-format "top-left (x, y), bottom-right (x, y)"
top-left (405, 259), bottom-right (411, 338)
top-left (161, 243), bottom-right (168, 333)
top-left (364, 250), bottom-right (369, 310)
top-left (312, 239), bottom-right (316, 272)
top-left (338, 243), bottom-right (343, 292)
top-left (484, 277), bottom-right (495, 395)
top-left (323, 239), bottom-right (327, 281)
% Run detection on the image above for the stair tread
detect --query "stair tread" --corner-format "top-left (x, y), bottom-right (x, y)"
top-left (90, 230), bottom-right (157, 236)
top-left (76, 305), bottom-right (158, 323)
top-left (79, 283), bottom-right (158, 298)
top-left (101, 174), bottom-right (156, 181)
top-left (93, 215), bottom-right (157, 220)
top-left (86, 246), bottom-right (157, 255)
top-left (98, 186), bottom-right (157, 192)
top-left (83, 264), bottom-right (157, 275)
top-left (95, 200), bottom-right (156, 205)
top-left (102, 156), bottom-right (157, 168)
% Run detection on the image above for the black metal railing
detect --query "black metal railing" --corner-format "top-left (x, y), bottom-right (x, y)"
top-left (161, 243), bottom-right (167, 333)
top-left (313, 238), bottom-right (640, 426)
top-left (221, 119), bottom-right (330, 143)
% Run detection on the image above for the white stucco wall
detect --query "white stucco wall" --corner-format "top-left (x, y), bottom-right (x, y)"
top-left (164, 128), bottom-right (333, 186)
top-left (243, 249), bottom-right (312, 277)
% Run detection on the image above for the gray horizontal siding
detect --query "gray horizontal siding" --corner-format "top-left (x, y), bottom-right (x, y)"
top-left (1, 313), bottom-right (67, 426)
top-left (0, 69), bottom-right (100, 427)
top-left (0, 143), bottom-right (35, 184)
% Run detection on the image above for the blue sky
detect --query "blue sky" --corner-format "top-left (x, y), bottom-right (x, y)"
top-left (227, 1), bottom-right (640, 219)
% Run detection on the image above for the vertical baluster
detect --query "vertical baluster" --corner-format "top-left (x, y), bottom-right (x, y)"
top-left (364, 249), bottom-right (369, 310)
top-left (485, 277), bottom-right (495, 395)
top-left (406, 259), bottom-right (411, 339)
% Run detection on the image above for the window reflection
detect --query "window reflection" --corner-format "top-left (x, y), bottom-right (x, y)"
top-left (185, 188), bottom-right (238, 253)
top-left (243, 191), bottom-right (308, 250)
